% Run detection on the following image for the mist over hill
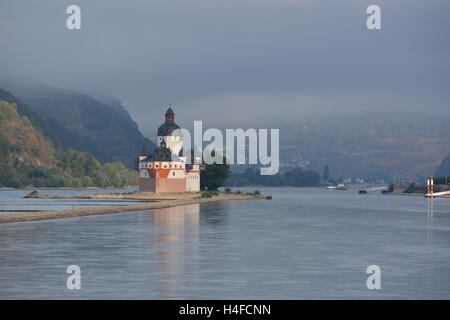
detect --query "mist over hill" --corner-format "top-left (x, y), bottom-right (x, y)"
top-left (0, 88), bottom-right (139, 188)
top-left (2, 81), bottom-right (450, 182)
top-left (436, 153), bottom-right (450, 177)
top-left (2, 83), bottom-right (155, 168)
top-left (278, 111), bottom-right (450, 181)
top-left (1, 1), bottom-right (449, 183)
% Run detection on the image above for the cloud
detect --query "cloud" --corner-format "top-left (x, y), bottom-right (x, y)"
top-left (0, 0), bottom-right (449, 136)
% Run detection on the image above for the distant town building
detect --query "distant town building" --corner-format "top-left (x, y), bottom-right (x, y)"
top-left (136, 107), bottom-right (202, 192)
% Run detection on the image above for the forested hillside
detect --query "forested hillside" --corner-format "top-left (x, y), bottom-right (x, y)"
top-left (0, 89), bottom-right (138, 188)
top-left (3, 83), bottom-right (155, 168)
top-left (279, 112), bottom-right (450, 180)
top-left (0, 99), bottom-right (56, 169)
top-left (0, 88), bottom-right (58, 147)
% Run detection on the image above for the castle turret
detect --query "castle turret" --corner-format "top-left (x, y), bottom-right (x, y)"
top-left (157, 106), bottom-right (180, 137)
top-left (157, 106), bottom-right (182, 155)
top-left (165, 107), bottom-right (175, 122)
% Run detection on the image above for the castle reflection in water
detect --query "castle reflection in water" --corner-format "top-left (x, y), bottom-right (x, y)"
top-left (143, 204), bottom-right (200, 295)
top-left (153, 204), bottom-right (200, 243)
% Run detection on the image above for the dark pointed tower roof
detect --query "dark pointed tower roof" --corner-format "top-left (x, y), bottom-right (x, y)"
top-left (157, 106), bottom-right (180, 136)
top-left (166, 106), bottom-right (174, 115)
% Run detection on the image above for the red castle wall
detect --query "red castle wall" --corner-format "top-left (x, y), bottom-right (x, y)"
top-left (139, 168), bottom-right (186, 192)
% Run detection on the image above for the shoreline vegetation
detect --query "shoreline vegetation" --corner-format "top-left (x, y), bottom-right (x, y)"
top-left (0, 149), bottom-right (139, 189)
top-left (383, 181), bottom-right (450, 197)
top-left (225, 167), bottom-right (321, 187)
top-left (0, 190), bottom-right (267, 224)
top-left (387, 191), bottom-right (450, 198)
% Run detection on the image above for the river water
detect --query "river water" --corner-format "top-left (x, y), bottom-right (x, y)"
top-left (0, 187), bottom-right (449, 299)
top-left (0, 188), bottom-right (139, 214)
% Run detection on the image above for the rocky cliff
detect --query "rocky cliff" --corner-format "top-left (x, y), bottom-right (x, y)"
top-left (435, 153), bottom-right (450, 176)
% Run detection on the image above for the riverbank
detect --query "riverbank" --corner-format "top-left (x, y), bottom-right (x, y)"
top-left (0, 186), bottom-right (137, 191)
top-left (0, 192), bottom-right (265, 224)
top-left (386, 191), bottom-right (450, 198)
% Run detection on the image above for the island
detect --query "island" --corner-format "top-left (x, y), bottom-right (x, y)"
top-left (0, 190), bottom-right (267, 224)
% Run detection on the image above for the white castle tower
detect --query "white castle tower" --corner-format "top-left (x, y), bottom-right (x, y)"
top-left (137, 107), bottom-right (202, 193)
top-left (157, 107), bottom-right (183, 155)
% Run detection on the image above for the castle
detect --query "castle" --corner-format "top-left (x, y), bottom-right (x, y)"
top-left (137, 107), bottom-right (202, 192)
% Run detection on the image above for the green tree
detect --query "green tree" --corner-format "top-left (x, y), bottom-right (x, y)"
top-left (301, 169), bottom-right (321, 186)
top-left (201, 152), bottom-right (230, 190)
top-left (322, 166), bottom-right (330, 181)
top-left (387, 183), bottom-right (395, 193)
top-left (404, 182), bottom-right (417, 194)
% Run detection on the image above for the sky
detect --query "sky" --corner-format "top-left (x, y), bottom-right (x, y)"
top-left (0, 0), bottom-right (449, 137)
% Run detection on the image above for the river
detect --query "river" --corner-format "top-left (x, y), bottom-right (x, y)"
top-left (0, 187), bottom-right (449, 299)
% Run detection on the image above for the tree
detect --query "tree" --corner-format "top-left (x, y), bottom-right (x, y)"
top-left (283, 168), bottom-right (320, 187)
top-left (200, 151), bottom-right (230, 190)
top-left (322, 166), bottom-right (330, 181)
top-left (301, 170), bottom-right (321, 186)
top-left (387, 183), bottom-right (395, 193)
top-left (404, 182), bottom-right (417, 194)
